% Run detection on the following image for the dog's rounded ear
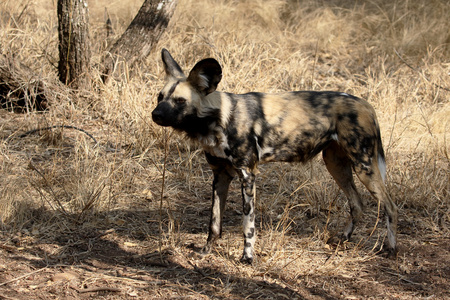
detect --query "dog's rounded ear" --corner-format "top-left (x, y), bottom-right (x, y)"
top-left (161, 49), bottom-right (185, 79)
top-left (187, 58), bottom-right (222, 95)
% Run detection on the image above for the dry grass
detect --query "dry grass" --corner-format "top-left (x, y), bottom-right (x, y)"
top-left (0, 0), bottom-right (449, 299)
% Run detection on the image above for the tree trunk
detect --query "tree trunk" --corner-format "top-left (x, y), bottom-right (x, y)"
top-left (101, 0), bottom-right (178, 83)
top-left (57, 0), bottom-right (91, 90)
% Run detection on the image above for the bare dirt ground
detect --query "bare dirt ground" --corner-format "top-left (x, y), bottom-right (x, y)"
top-left (0, 189), bottom-right (448, 299)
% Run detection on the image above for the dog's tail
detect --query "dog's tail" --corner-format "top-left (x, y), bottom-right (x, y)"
top-left (376, 127), bottom-right (387, 183)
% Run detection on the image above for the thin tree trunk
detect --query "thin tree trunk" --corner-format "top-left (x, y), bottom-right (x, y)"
top-left (101, 0), bottom-right (177, 83)
top-left (57, 0), bottom-right (91, 90)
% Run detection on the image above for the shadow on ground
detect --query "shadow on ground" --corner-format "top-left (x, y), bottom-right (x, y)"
top-left (0, 202), bottom-right (448, 299)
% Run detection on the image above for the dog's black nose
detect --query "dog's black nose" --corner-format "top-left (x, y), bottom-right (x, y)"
top-left (152, 109), bottom-right (162, 123)
top-left (152, 108), bottom-right (171, 126)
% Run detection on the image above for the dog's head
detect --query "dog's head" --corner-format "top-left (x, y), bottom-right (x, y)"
top-left (151, 49), bottom-right (222, 129)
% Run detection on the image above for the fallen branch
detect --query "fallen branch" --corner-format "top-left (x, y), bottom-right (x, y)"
top-left (18, 125), bottom-right (98, 145)
top-left (76, 286), bottom-right (121, 294)
top-left (0, 266), bottom-right (48, 287)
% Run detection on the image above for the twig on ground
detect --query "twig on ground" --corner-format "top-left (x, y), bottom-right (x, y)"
top-left (382, 269), bottom-right (422, 286)
top-left (188, 261), bottom-right (209, 278)
top-left (18, 125), bottom-right (98, 145)
top-left (0, 266), bottom-right (48, 287)
top-left (75, 286), bottom-right (121, 294)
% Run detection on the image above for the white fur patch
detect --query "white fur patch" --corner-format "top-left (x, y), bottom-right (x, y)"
top-left (197, 92), bottom-right (229, 122)
top-left (198, 74), bottom-right (210, 89)
top-left (240, 168), bottom-right (250, 180)
top-left (255, 136), bottom-right (273, 161)
top-left (219, 94), bottom-right (233, 127)
top-left (199, 127), bottom-right (231, 159)
top-left (255, 136), bottom-right (262, 160)
top-left (211, 195), bottom-right (221, 234)
top-left (378, 154), bottom-right (386, 183)
top-left (331, 133), bottom-right (339, 141)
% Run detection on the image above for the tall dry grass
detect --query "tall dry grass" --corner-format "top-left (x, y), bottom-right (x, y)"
top-left (0, 0), bottom-right (449, 289)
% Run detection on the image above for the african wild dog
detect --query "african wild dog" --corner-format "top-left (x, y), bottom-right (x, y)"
top-left (152, 49), bottom-right (398, 264)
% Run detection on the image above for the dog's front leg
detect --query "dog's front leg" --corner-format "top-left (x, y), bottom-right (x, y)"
top-left (238, 168), bottom-right (257, 264)
top-left (202, 155), bottom-right (235, 255)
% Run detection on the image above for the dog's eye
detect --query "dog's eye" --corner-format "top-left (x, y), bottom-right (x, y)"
top-left (174, 97), bottom-right (186, 104)
top-left (157, 93), bottom-right (163, 103)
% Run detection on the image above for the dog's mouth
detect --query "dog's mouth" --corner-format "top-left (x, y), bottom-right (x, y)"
top-left (152, 116), bottom-right (171, 127)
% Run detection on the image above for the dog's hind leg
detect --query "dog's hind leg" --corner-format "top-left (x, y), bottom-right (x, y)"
top-left (353, 158), bottom-right (398, 256)
top-left (323, 141), bottom-right (364, 241)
